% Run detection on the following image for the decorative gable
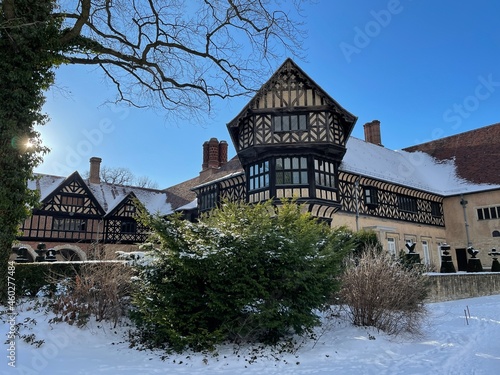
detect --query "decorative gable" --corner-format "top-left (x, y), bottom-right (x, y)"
top-left (105, 192), bottom-right (138, 219)
top-left (38, 172), bottom-right (105, 216)
top-left (104, 192), bottom-right (148, 244)
top-left (249, 59), bottom-right (348, 112)
top-left (227, 58), bottom-right (357, 165)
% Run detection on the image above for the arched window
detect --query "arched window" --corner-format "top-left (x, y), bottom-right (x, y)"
top-left (493, 230), bottom-right (500, 237)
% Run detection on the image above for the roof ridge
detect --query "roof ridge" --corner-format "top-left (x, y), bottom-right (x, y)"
top-left (403, 122), bottom-right (500, 150)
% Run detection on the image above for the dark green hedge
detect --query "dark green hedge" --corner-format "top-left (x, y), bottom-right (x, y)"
top-left (13, 262), bottom-right (82, 297)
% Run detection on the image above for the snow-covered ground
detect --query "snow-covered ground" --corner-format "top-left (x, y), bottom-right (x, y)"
top-left (2, 294), bottom-right (500, 375)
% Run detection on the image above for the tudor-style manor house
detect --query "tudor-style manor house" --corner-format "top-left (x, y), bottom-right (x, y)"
top-left (15, 59), bottom-right (500, 270)
top-left (13, 158), bottom-right (171, 262)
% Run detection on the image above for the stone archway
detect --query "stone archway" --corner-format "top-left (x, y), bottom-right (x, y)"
top-left (53, 244), bottom-right (87, 261)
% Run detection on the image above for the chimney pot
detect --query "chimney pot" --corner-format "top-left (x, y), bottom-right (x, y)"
top-left (89, 157), bottom-right (102, 184)
top-left (219, 140), bottom-right (228, 166)
top-left (200, 138), bottom-right (229, 180)
top-left (207, 138), bottom-right (220, 169)
top-left (202, 141), bottom-right (209, 171)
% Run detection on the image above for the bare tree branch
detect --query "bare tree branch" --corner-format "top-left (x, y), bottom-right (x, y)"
top-left (52, 0), bottom-right (306, 119)
top-left (59, 0), bottom-right (91, 44)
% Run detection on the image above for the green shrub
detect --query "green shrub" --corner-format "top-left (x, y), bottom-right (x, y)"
top-left (131, 200), bottom-right (354, 352)
top-left (14, 263), bottom-right (81, 297)
top-left (351, 229), bottom-right (383, 257)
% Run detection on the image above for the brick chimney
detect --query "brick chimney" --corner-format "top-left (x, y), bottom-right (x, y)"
top-left (207, 138), bottom-right (220, 169)
top-left (364, 120), bottom-right (383, 146)
top-left (200, 138), bottom-right (228, 179)
top-left (202, 141), bottom-right (210, 171)
top-left (89, 157), bottom-right (102, 184)
top-left (219, 140), bottom-right (228, 167)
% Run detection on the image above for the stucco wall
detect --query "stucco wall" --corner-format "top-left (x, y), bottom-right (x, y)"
top-left (332, 213), bottom-right (447, 269)
top-left (425, 273), bottom-right (500, 302)
top-left (443, 189), bottom-right (500, 268)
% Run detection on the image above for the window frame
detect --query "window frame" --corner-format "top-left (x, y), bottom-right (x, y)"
top-left (397, 195), bottom-right (418, 213)
top-left (273, 113), bottom-right (308, 132)
top-left (431, 201), bottom-right (441, 217)
top-left (248, 160), bottom-right (270, 191)
top-left (422, 240), bottom-right (430, 265)
top-left (275, 156), bottom-right (309, 186)
top-left (121, 220), bottom-right (137, 234)
top-left (363, 186), bottom-right (379, 207)
top-left (387, 237), bottom-right (396, 256)
top-left (52, 217), bottom-right (86, 232)
top-left (314, 158), bottom-right (337, 189)
top-left (477, 205), bottom-right (500, 221)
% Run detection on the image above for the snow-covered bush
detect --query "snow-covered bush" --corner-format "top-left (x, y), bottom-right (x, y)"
top-left (340, 249), bottom-right (429, 336)
top-left (130, 200), bottom-right (354, 352)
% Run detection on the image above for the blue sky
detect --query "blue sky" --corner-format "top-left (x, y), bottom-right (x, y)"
top-left (36, 0), bottom-right (500, 188)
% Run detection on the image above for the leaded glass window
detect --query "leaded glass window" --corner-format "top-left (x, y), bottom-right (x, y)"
top-left (276, 157), bottom-right (308, 185)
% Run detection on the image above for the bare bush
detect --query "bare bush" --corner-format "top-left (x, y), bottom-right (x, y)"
top-left (51, 261), bottom-right (133, 328)
top-left (340, 248), bottom-right (429, 336)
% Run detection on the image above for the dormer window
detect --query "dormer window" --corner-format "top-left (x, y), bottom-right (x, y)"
top-left (273, 114), bottom-right (308, 132)
top-left (364, 186), bottom-right (378, 208)
top-left (199, 186), bottom-right (218, 211)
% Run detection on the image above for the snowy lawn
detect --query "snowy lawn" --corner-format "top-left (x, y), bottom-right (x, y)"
top-left (2, 294), bottom-right (500, 375)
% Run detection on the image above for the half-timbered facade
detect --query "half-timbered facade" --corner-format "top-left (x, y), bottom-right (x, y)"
top-left (186, 59), bottom-right (500, 270)
top-left (224, 59), bottom-right (357, 218)
top-left (16, 59), bottom-right (499, 270)
top-left (13, 162), bottom-right (171, 262)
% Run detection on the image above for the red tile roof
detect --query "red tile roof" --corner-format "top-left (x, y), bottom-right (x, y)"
top-left (403, 123), bottom-right (500, 185)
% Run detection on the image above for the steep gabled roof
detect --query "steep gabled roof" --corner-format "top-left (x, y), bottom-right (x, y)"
top-left (31, 172), bottom-right (172, 216)
top-left (28, 174), bottom-right (66, 201)
top-left (36, 171), bottom-right (106, 216)
top-left (403, 123), bottom-right (500, 185)
top-left (226, 58), bottom-right (357, 145)
top-left (88, 181), bottom-right (171, 216)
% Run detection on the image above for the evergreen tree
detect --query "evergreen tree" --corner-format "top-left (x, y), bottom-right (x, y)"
top-left (131, 200), bottom-right (354, 352)
top-left (0, 0), bottom-right (57, 300)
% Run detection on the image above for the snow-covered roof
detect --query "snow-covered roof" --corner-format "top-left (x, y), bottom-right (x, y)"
top-left (341, 137), bottom-right (500, 195)
top-left (31, 173), bottom-right (172, 216)
top-left (29, 174), bottom-right (66, 201)
top-left (175, 199), bottom-right (198, 211)
top-left (88, 182), bottom-right (172, 216)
